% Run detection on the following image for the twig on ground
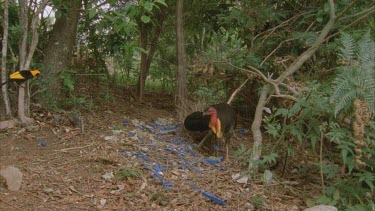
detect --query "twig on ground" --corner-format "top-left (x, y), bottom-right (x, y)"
top-left (54, 144), bottom-right (93, 152)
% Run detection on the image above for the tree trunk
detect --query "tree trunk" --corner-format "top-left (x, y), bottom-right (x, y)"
top-left (176, 0), bottom-right (187, 107)
top-left (1, 0), bottom-right (12, 117)
top-left (42, 0), bottom-right (82, 100)
top-left (249, 84), bottom-right (271, 170)
top-left (137, 23), bottom-right (148, 101)
top-left (18, 0), bottom-right (28, 69)
top-left (16, 0), bottom-right (49, 124)
top-left (136, 12), bottom-right (166, 101)
top-left (17, 0), bottom-right (31, 123)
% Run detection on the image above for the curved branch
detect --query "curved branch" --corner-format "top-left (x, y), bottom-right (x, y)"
top-left (340, 6), bottom-right (374, 21)
top-left (224, 61), bottom-right (298, 101)
top-left (260, 38), bottom-right (296, 67)
top-left (275, 0), bottom-right (339, 84)
top-left (227, 79), bottom-right (249, 105)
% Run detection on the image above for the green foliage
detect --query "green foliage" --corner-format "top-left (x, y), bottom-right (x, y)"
top-left (331, 32), bottom-right (375, 116)
top-left (58, 70), bottom-right (96, 110)
top-left (61, 71), bottom-right (75, 92)
top-left (192, 87), bottom-right (224, 104)
top-left (263, 78), bottom-right (375, 209)
top-left (311, 172), bottom-right (375, 209)
top-left (251, 194), bottom-right (265, 209)
top-left (116, 167), bottom-right (142, 180)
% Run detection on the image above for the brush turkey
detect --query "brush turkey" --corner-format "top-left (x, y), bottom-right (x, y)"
top-left (184, 103), bottom-right (237, 162)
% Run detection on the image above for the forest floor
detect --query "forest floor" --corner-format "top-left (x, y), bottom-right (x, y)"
top-left (0, 80), bottom-right (322, 211)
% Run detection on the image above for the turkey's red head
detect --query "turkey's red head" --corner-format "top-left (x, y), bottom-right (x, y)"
top-left (204, 107), bottom-right (222, 138)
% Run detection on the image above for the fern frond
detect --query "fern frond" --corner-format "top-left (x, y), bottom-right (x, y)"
top-left (357, 31), bottom-right (375, 71)
top-left (363, 78), bottom-right (375, 114)
top-left (332, 32), bottom-right (375, 116)
top-left (334, 90), bottom-right (357, 116)
top-left (339, 33), bottom-right (355, 63)
top-left (364, 94), bottom-right (375, 114)
top-left (331, 70), bottom-right (355, 102)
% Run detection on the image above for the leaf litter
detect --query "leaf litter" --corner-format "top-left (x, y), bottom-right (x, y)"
top-left (0, 93), bottom-right (314, 210)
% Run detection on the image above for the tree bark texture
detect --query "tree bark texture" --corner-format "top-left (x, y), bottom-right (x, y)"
top-left (249, 84), bottom-right (271, 170)
top-left (176, 0), bottom-right (187, 106)
top-left (1, 0), bottom-right (12, 116)
top-left (42, 0), bottom-right (82, 99)
top-left (137, 23), bottom-right (148, 101)
top-left (18, 0), bottom-right (28, 69)
top-left (17, 0), bottom-right (30, 123)
top-left (16, 0), bottom-right (49, 123)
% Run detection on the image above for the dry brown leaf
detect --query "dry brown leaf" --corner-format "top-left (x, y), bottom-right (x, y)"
top-left (24, 134), bottom-right (36, 141)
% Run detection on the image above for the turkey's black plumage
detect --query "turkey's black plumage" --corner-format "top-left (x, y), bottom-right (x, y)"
top-left (208, 103), bottom-right (237, 136)
top-left (184, 103), bottom-right (237, 133)
top-left (184, 103), bottom-right (237, 162)
top-left (184, 111), bottom-right (210, 131)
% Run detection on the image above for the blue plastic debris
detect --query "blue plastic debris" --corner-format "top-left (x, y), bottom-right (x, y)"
top-left (201, 191), bottom-right (226, 206)
top-left (39, 140), bottom-right (47, 147)
top-left (118, 118), bottom-right (232, 196)
top-left (186, 180), bottom-right (226, 205)
top-left (201, 156), bottom-right (226, 171)
top-left (179, 155), bottom-right (201, 175)
top-left (239, 129), bottom-right (247, 134)
top-left (143, 164), bottom-right (174, 189)
top-left (119, 151), bottom-right (173, 189)
top-left (127, 132), bottom-right (136, 137)
top-left (122, 119), bottom-right (129, 125)
top-left (202, 157), bottom-right (221, 166)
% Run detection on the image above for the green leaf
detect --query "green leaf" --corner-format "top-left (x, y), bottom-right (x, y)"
top-left (275, 108), bottom-right (289, 117)
top-left (333, 189), bottom-right (340, 201)
top-left (316, 196), bottom-right (331, 204)
top-left (348, 205), bottom-right (372, 211)
top-left (154, 0), bottom-right (168, 7)
top-left (89, 9), bottom-right (97, 19)
top-left (341, 148), bottom-right (348, 165)
top-left (323, 3), bottom-right (329, 13)
top-left (143, 2), bottom-right (153, 12)
top-left (141, 15), bottom-right (151, 23)
top-left (316, 10), bottom-right (323, 23)
top-left (55, 10), bottom-right (61, 19)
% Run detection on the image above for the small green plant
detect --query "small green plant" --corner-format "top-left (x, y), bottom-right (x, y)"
top-left (251, 194), bottom-right (265, 209)
top-left (58, 70), bottom-right (97, 110)
top-left (116, 167), bottom-right (142, 180)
